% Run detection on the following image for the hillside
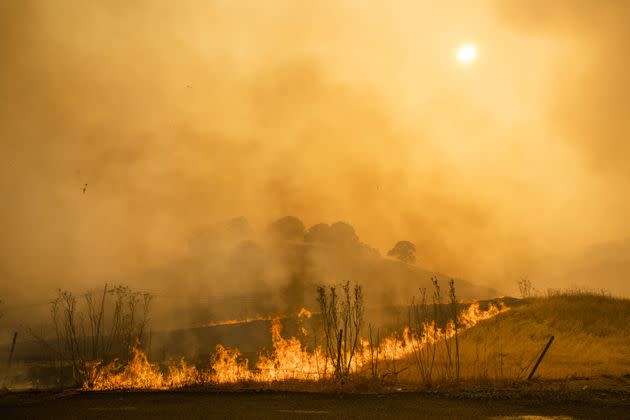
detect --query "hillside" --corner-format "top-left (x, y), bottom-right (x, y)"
top-left (455, 293), bottom-right (630, 379)
top-left (132, 217), bottom-right (497, 328)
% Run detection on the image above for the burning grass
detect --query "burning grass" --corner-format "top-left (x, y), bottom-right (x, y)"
top-left (22, 282), bottom-right (627, 393)
top-left (83, 300), bottom-right (508, 390)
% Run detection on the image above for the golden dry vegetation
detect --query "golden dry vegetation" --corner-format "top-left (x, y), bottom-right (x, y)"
top-left (79, 290), bottom-right (629, 391)
top-left (454, 292), bottom-right (630, 380)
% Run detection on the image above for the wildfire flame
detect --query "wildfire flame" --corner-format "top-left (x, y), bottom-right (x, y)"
top-left (195, 314), bottom-right (284, 328)
top-left (197, 307), bottom-right (313, 329)
top-left (85, 302), bottom-right (508, 390)
top-left (297, 307), bottom-right (313, 318)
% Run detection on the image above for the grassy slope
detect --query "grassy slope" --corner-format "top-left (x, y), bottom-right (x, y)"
top-left (455, 294), bottom-right (630, 379)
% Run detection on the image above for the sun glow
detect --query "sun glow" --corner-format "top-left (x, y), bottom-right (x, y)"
top-left (456, 43), bottom-right (477, 64)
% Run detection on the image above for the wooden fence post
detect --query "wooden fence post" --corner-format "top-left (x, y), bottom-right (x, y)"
top-left (7, 332), bottom-right (17, 370)
top-left (528, 335), bottom-right (554, 380)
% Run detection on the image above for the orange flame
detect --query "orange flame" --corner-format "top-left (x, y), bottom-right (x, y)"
top-left (195, 314), bottom-right (282, 328)
top-left (297, 308), bottom-right (312, 318)
top-left (85, 302), bottom-right (508, 390)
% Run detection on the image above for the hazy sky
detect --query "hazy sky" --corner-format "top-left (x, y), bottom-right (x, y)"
top-left (1, 0), bottom-right (629, 301)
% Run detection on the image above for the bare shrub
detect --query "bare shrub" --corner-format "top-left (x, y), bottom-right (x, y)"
top-left (367, 323), bottom-right (380, 379)
top-left (317, 281), bottom-right (363, 379)
top-left (387, 241), bottom-right (416, 264)
top-left (408, 287), bottom-right (434, 383)
top-left (49, 284), bottom-right (152, 385)
top-left (408, 277), bottom-right (462, 384)
top-left (449, 279), bottom-right (460, 380)
top-left (518, 277), bottom-right (533, 298)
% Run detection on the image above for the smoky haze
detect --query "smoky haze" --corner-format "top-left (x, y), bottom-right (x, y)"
top-left (1, 0), bottom-right (629, 329)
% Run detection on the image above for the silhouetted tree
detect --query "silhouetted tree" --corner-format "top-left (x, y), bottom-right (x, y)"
top-left (358, 244), bottom-right (381, 259)
top-left (268, 216), bottom-right (305, 241)
top-left (387, 240), bottom-right (416, 264)
top-left (226, 216), bottom-right (252, 237)
top-left (304, 223), bottom-right (333, 243)
top-left (330, 221), bottom-right (359, 246)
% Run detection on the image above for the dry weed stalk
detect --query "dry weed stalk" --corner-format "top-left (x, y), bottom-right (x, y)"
top-left (317, 281), bottom-right (364, 379)
top-left (518, 277), bottom-right (533, 298)
top-left (368, 323), bottom-right (380, 379)
top-left (49, 284), bottom-right (153, 385)
top-left (449, 279), bottom-right (460, 381)
top-left (408, 287), bottom-right (434, 383)
top-left (408, 278), bottom-right (463, 384)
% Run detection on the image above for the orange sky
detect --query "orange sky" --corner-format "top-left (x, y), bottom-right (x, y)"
top-left (1, 0), bottom-right (629, 300)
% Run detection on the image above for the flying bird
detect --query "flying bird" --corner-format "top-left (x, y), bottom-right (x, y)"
top-left (82, 183), bottom-right (88, 194)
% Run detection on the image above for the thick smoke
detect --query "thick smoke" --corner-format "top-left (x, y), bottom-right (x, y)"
top-left (493, 0), bottom-right (630, 293)
top-left (1, 1), bottom-right (629, 333)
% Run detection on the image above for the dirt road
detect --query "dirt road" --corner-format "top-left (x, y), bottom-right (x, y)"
top-left (1, 389), bottom-right (628, 419)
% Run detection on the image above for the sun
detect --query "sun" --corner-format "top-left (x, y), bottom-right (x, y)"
top-left (456, 43), bottom-right (477, 64)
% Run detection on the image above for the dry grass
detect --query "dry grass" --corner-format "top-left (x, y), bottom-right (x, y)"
top-left (429, 291), bottom-right (630, 381)
top-left (21, 286), bottom-right (629, 392)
